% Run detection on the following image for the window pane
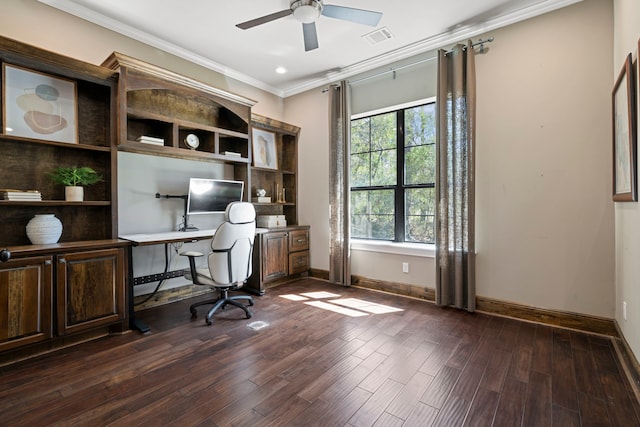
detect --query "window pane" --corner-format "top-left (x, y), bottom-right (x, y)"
top-left (351, 190), bottom-right (368, 215)
top-left (405, 104), bottom-right (436, 147)
top-left (405, 188), bottom-right (435, 243)
top-left (405, 145), bottom-right (435, 185)
top-left (351, 117), bottom-right (370, 153)
top-left (350, 153), bottom-right (370, 187)
top-left (370, 113), bottom-right (396, 150)
top-left (350, 189), bottom-right (395, 240)
top-left (370, 149), bottom-right (396, 186)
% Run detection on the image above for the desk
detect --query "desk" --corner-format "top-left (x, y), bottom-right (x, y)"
top-left (119, 229), bottom-right (217, 333)
top-left (119, 228), bottom-right (269, 332)
top-left (120, 229), bottom-right (218, 246)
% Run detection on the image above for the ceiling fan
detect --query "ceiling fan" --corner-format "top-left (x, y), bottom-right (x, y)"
top-left (236, 0), bottom-right (383, 52)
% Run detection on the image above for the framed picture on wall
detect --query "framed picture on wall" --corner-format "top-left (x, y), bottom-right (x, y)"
top-left (2, 63), bottom-right (78, 144)
top-left (612, 53), bottom-right (637, 202)
top-left (252, 128), bottom-right (278, 170)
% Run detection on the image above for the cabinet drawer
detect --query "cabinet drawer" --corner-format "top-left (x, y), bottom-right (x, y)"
top-left (289, 250), bottom-right (310, 275)
top-left (288, 229), bottom-right (309, 252)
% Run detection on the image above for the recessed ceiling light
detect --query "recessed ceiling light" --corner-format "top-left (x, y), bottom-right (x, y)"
top-left (275, 66), bottom-right (287, 74)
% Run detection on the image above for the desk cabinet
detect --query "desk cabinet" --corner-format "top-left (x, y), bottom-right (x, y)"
top-left (246, 226), bottom-right (310, 295)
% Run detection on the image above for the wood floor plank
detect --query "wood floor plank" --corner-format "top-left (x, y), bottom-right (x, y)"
top-left (577, 391), bottom-right (611, 426)
top-left (479, 348), bottom-right (511, 393)
top-left (552, 404), bottom-right (581, 427)
top-left (403, 402), bottom-right (439, 427)
top-left (522, 371), bottom-right (552, 427)
top-left (463, 387), bottom-right (499, 427)
top-left (292, 385), bottom-right (372, 427)
top-left (493, 377), bottom-right (527, 426)
top-left (552, 328), bottom-right (579, 411)
top-left (347, 379), bottom-right (404, 426)
top-left (532, 324), bottom-right (553, 374)
top-left (573, 348), bottom-right (605, 399)
top-left (420, 364), bottom-right (462, 409)
top-left (0, 278), bottom-right (637, 426)
top-left (385, 371), bottom-right (435, 420)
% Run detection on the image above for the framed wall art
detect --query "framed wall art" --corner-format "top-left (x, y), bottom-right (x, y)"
top-left (612, 53), bottom-right (637, 202)
top-left (252, 127), bottom-right (278, 169)
top-left (2, 63), bottom-right (78, 144)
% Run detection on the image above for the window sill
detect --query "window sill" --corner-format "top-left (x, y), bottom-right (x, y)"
top-left (350, 239), bottom-right (435, 258)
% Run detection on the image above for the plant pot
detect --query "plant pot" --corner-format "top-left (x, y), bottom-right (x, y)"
top-left (26, 214), bottom-right (63, 244)
top-left (65, 186), bottom-right (84, 201)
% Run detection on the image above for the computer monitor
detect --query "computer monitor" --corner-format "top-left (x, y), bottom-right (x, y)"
top-left (186, 178), bottom-right (244, 215)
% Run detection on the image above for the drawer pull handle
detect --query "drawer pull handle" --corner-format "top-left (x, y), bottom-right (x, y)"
top-left (59, 258), bottom-right (66, 264)
top-left (296, 239), bottom-right (305, 243)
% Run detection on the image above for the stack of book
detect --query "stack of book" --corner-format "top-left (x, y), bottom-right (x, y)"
top-left (0, 189), bottom-right (42, 201)
top-left (136, 135), bottom-right (165, 146)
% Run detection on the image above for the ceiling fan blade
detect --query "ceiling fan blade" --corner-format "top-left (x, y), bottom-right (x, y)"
top-left (302, 22), bottom-right (319, 52)
top-left (322, 5), bottom-right (382, 26)
top-left (236, 9), bottom-right (293, 30)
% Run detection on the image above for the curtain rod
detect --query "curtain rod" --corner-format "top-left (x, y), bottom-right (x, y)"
top-left (347, 37), bottom-right (494, 86)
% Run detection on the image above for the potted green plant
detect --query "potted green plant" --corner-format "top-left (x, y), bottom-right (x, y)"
top-left (48, 166), bottom-right (102, 201)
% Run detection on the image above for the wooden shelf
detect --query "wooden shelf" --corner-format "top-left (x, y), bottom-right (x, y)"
top-left (0, 36), bottom-right (117, 247)
top-left (0, 200), bottom-right (111, 206)
top-left (250, 114), bottom-right (301, 225)
top-left (0, 134), bottom-right (111, 152)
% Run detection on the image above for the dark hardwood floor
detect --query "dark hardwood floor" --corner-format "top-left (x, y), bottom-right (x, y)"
top-left (1, 278), bottom-right (638, 426)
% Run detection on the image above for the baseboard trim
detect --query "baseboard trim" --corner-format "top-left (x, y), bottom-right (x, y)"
top-left (310, 269), bottom-right (617, 337)
top-left (613, 321), bottom-right (640, 402)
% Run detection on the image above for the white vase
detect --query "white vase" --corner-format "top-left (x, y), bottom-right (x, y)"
top-left (65, 186), bottom-right (84, 201)
top-left (26, 214), bottom-right (63, 244)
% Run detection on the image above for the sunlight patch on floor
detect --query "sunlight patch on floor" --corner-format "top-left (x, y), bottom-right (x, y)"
top-left (280, 292), bottom-right (403, 317)
top-left (304, 301), bottom-right (369, 317)
top-left (280, 294), bottom-right (309, 301)
top-left (328, 298), bottom-right (404, 314)
top-left (300, 291), bottom-right (342, 299)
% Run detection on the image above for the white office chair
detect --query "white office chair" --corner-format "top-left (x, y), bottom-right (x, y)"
top-left (180, 201), bottom-right (256, 325)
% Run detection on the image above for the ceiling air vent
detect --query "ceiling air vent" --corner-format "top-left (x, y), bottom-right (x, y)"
top-left (363, 27), bottom-right (394, 46)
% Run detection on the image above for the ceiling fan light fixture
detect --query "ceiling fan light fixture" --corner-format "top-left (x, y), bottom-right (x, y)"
top-left (291, 0), bottom-right (323, 24)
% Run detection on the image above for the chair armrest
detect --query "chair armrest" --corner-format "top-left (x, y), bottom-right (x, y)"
top-left (180, 251), bottom-right (204, 284)
top-left (180, 251), bottom-right (204, 258)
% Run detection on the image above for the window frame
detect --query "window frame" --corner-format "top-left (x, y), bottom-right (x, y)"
top-left (350, 97), bottom-right (436, 245)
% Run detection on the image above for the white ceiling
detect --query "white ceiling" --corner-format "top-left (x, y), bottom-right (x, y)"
top-left (38, 0), bottom-right (580, 97)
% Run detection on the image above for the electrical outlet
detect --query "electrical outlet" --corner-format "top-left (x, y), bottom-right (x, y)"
top-left (402, 262), bottom-right (409, 273)
top-left (623, 301), bottom-right (627, 321)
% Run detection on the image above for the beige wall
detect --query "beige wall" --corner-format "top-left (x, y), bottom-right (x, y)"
top-left (613, 0), bottom-right (640, 361)
top-left (475, 0), bottom-right (614, 317)
top-left (289, 0), bottom-right (616, 318)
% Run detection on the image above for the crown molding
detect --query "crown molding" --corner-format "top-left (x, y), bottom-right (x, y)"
top-left (39, 0), bottom-right (582, 99)
top-left (37, 0), bottom-right (285, 97)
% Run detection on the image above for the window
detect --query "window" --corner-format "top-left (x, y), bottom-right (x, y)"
top-left (350, 101), bottom-right (436, 244)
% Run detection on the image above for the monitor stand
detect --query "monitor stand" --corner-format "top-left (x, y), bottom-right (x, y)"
top-left (180, 199), bottom-right (198, 232)
top-left (155, 192), bottom-right (198, 232)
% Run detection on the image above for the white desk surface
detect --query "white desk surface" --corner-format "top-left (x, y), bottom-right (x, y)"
top-left (119, 227), bottom-right (270, 245)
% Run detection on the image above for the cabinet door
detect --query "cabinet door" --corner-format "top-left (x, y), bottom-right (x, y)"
top-left (261, 231), bottom-right (289, 283)
top-left (0, 256), bottom-right (53, 352)
top-left (57, 248), bottom-right (125, 335)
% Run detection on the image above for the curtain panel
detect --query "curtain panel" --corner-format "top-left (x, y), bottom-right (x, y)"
top-left (328, 81), bottom-right (351, 286)
top-left (435, 42), bottom-right (477, 311)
